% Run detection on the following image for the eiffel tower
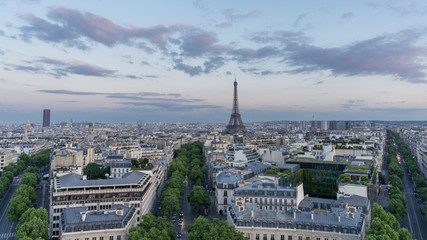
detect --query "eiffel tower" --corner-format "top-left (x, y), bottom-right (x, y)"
top-left (225, 78), bottom-right (246, 134)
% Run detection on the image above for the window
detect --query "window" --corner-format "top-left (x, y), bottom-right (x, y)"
top-left (305, 238), bottom-right (310, 240)
top-left (100, 237), bottom-right (104, 240)
top-left (288, 237), bottom-right (292, 240)
top-left (117, 236), bottom-right (121, 240)
top-left (298, 237), bottom-right (302, 240)
top-left (256, 234), bottom-right (260, 240)
top-left (85, 238), bottom-right (89, 240)
top-left (263, 234), bottom-right (267, 240)
top-left (224, 198), bottom-right (227, 205)
top-left (281, 235), bottom-right (285, 240)
top-left (271, 235), bottom-right (275, 240)
top-left (246, 233), bottom-right (251, 240)
top-left (224, 190), bottom-right (228, 196)
top-left (110, 236), bottom-right (114, 240)
top-left (92, 238), bottom-right (96, 240)
top-left (317, 238), bottom-right (320, 240)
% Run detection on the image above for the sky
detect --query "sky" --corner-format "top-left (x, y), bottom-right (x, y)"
top-left (1, 0), bottom-right (427, 124)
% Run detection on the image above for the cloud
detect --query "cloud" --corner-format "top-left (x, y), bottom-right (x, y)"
top-left (284, 29), bottom-right (427, 83)
top-left (116, 101), bottom-right (222, 111)
top-left (340, 12), bottom-right (354, 20)
top-left (19, 7), bottom-right (175, 49)
top-left (126, 75), bottom-right (141, 79)
top-left (193, 0), bottom-right (209, 11)
top-left (0, 49), bottom-right (4, 55)
top-left (6, 64), bottom-right (44, 73)
top-left (250, 29), bottom-right (427, 82)
top-left (38, 89), bottom-right (182, 98)
top-left (36, 57), bottom-right (116, 77)
top-left (216, 8), bottom-right (260, 28)
top-left (292, 14), bottom-right (306, 28)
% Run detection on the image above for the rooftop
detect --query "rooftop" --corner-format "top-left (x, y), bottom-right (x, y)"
top-left (55, 171), bottom-right (148, 189)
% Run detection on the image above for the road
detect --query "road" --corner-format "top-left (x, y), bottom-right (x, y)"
top-left (0, 177), bottom-right (20, 240)
top-left (400, 160), bottom-right (427, 240)
top-left (174, 176), bottom-right (198, 239)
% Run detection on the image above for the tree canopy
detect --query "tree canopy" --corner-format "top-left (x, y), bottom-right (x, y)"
top-left (188, 216), bottom-right (245, 240)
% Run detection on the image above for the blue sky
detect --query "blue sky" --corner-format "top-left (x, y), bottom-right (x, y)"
top-left (1, 0), bottom-right (427, 123)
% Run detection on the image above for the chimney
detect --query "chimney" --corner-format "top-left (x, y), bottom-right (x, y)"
top-left (81, 212), bottom-right (87, 222)
top-left (338, 213), bottom-right (341, 222)
top-left (116, 208), bottom-right (123, 216)
top-left (311, 210), bottom-right (314, 220)
top-left (293, 209), bottom-right (296, 219)
top-left (251, 207), bottom-right (254, 217)
top-left (82, 175), bottom-right (87, 180)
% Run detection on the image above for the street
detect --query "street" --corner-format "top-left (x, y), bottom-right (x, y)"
top-left (0, 177), bottom-right (19, 240)
top-left (400, 161), bottom-right (427, 240)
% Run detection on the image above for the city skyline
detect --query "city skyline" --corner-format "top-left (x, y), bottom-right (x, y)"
top-left (2, 0), bottom-right (427, 123)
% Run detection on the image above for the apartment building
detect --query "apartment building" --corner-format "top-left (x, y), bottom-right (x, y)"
top-left (50, 171), bottom-right (155, 239)
top-left (60, 204), bottom-right (138, 240)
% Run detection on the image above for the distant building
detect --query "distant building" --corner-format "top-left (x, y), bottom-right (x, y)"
top-left (110, 160), bottom-right (132, 178)
top-left (225, 78), bottom-right (246, 134)
top-left (43, 109), bottom-right (51, 127)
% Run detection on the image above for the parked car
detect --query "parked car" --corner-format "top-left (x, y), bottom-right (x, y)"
top-left (415, 193), bottom-right (419, 198)
top-left (176, 231), bottom-right (182, 238)
top-left (178, 220), bottom-right (183, 226)
top-left (417, 199), bottom-right (423, 204)
top-left (171, 216), bottom-right (176, 223)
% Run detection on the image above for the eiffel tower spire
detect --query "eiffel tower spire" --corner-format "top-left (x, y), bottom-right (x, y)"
top-left (225, 77), bottom-right (246, 134)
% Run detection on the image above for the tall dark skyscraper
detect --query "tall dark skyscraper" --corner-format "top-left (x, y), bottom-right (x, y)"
top-left (225, 78), bottom-right (246, 134)
top-left (43, 109), bottom-right (50, 127)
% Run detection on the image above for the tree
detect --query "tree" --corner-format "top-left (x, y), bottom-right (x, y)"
top-left (84, 163), bottom-right (103, 180)
top-left (388, 198), bottom-right (407, 222)
top-left (128, 213), bottom-right (175, 240)
top-left (24, 167), bottom-right (38, 175)
top-left (389, 175), bottom-right (404, 191)
top-left (187, 186), bottom-right (210, 212)
top-left (20, 173), bottom-right (38, 188)
top-left (188, 216), bottom-right (211, 240)
top-left (16, 184), bottom-right (36, 203)
top-left (2, 171), bottom-right (14, 183)
top-left (188, 217), bottom-right (245, 240)
top-left (161, 192), bottom-right (180, 217)
top-left (19, 153), bottom-right (31, 167)
top-left (16, 208), bottom-right (48, 240)
top-left (189, 165), bottom-right (203, 185)
top-left (398, 228), bottom-right (412, 240)
top-left (7, 194), bottom-right (32, 222)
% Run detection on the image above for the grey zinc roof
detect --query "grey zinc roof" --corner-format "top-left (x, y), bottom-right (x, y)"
top-left (216, 171), bottom-right (242, 185)
top-left (111, 160), bottom-right (132, 168)
top-left (246, 161), bottom-right (270, 173)
top-left (63, 205), bottom-right (131, 225)
top-left (57, 171), bottom-right (147, 189)
top-left (231, 202), bottom-right (363, 229)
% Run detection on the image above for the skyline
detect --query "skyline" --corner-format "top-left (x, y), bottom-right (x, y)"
top-left (2, 1), bottom-right (427, 123)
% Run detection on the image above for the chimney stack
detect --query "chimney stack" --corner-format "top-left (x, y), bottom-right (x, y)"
top-left (311, 210), bottom-right (314, 220)
top-left (81, 212), bottom-right (87, 222)
top-left (338, 213), bottom-right (341, 222)
top-left (116, 208), bottom-right (123, 216)
top-left (251, 207), bottom-right (254, 217)
top-left (293, 209), bottom-right (296, 219)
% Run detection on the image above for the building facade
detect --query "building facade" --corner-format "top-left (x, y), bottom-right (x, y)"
top-left (50, 171), bottom-right (155, 239)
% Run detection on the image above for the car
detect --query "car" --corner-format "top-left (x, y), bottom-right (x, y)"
top-left (415, 193), bottom-right (419, 198)
top-left (179, 211), bottom-right (184, 217)
top-left (178, 220), bottom-right (183, 226)
top-left (176, 231), bottom-right (182, 238)
top-left (417, 199), bottom-right (423, 204)
top-left (171, 216), bottom-right (176, 223)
